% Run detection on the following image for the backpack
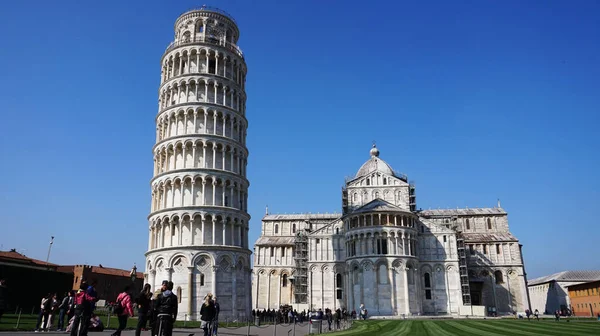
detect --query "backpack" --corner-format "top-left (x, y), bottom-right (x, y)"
top-left (42, 298), bottom-right (52, 312)
top-left (73, 291), bottom-right (91, 311)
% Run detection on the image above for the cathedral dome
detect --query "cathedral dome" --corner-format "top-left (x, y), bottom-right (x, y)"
top-left (355, 145), bottom-right (395, 178)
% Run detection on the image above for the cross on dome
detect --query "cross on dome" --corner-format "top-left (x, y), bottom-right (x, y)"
top-left (370, 143), bottom-right (380, 157)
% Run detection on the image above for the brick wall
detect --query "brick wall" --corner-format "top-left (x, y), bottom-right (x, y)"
top-left (568, 280), bottom-right (600, 317)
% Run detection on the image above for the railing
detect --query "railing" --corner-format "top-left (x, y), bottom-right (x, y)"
top-left (164, 35), bottom-right (244, 58)
top-left (181, 6), bottom-right (238, 24)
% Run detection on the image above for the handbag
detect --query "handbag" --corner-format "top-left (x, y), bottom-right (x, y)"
top-left (113, 296), bottom-right (124, 315)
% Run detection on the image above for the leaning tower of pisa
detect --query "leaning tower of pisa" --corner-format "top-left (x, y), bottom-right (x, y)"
top-left (145, 6), bottom-right (250, 320)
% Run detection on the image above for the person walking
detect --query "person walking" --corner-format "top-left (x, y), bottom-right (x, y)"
top-left (212, 296), bottom-right (220, 336)
top-left (111, 286), bottom-right (134, 336)
top-left (47, 293), bottom-right (59, 330)
top-left (200, 294), bottom-right (216, 336)
top-left (154, 281), bottom-right (178, 336)
top-left (135, 284), bottom-right (153, 336)
top-left (0, 279), bottom-right (7, 324)
top-left (35, 293), bottom-right (52, 332)
top-left (70, 281), bottom-right (97, 336)
top-left (57, 292), bottom-right (71, 331)
top-left (151, 281), bottom-right (168, 336)
top-left (534, 309), bottom-right (540, 321)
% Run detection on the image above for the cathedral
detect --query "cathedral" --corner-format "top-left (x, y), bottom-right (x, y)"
top-left (252, 145), bottom-right (530, 316)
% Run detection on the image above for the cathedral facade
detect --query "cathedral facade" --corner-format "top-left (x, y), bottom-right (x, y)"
top-left (252, 145), bottom-right (529, 316)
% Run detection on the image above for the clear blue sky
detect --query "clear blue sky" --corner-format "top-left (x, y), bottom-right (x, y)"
top-left (0, 0), bottom-right (598, 279)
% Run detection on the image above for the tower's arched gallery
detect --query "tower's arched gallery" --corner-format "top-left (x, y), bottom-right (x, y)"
top-left (145, 7), bottom-right (251, 320)
top-left (253, 146), bottom-right (530, 316)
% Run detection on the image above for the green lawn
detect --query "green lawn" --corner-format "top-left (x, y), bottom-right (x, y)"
top-left (327, 319), bottom-right (600, 336)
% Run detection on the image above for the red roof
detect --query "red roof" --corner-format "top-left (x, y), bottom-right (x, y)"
top-left (0, 250), bottom-right (57, 267)
top-left (89, 266), bottom-right (145, 279)
top-left (59, 264), bottom-right (145, 279)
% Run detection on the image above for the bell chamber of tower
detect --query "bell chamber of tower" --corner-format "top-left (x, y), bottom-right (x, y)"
top-left (145, 7), bottom-right (251, 321)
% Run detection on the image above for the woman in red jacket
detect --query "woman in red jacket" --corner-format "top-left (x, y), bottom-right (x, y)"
top-left (112, 286), bottom-right (134, 336)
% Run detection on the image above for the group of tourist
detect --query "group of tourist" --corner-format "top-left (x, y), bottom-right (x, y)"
top-left (252, 305), bottom-right (358, 331)
top-left (25, 279), bottom-right (222, 336)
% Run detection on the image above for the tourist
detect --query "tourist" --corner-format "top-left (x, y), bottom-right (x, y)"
top-left (155, 281), bottom-right (178, 336)
top-left (48, 293), bottom-right (59, 330)
top-left (326, 309), bottom-right (333, 330)
top-left (200, 293), bottom-right (216, 336)
top-left (34, 293), bottom-right (52, 332)
top-left (0, 279), bottom-right (6, 324)
top-left (534, 309), bottom-right (540, 321)
top-left (57, 291), bottom-right (72, 331)
top-left (112, 286), bottom-right (134, 336)
top-left (525, 309), bottom-right (531, 321)
top-left (151, 280), bottom-right (168, 336)
top-left (70, 281), bottom-right (97, 336)
top-left (554, 310), bottom-right (560, 322)
top-left (86, 279), bottom-right (99, 311)
top-left (135, 283), bottom-right (153, 336)
top-left (89, 313), bottom-right (104, 332)
top-left (212, 296), bottom-right (220, 335)
top-left (359, 304), bottom-right (367, 320)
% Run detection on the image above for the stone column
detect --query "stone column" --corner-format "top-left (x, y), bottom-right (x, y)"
top-left (212, 219), bottom-right (217, 245)
top-left (205, 53), bottom-right (210, 74)
top-left (232, 267), bottom-right (238, 318)
top-left (213, 82), bottom-right (218, 104)
top-left (212, 266), bottom-right (218, 296)
top-left (150, 270), bottom-right (157, 292)
top-left (215, 54), bottom-right (219, 76)
top-left (212, 180), bottom-right (217, 206)
top-left (189, 215), bottom-right (194, 245)
top-left (267, 271), bottom-right (271, 309)
top-left (179, 219), bottom-right (183, 245)
top-left (255, 271), bottom-right (260, 308)
top-left (391, 267), bottom-right (397, 315)
top-left (277, 273), bottom-right (282, 308)
top-left (404, 267), bottom-right (410, 315)
top-left (221, 147), bottom-right (226, 170)
top-left (222, 219), bottom-right (226, 245)
top-left (198, 216), bottom-right (204, 245)
top-left (187, 267), bottom-right (194, 316)
top-left (190, 181), bottom-right (196, 207)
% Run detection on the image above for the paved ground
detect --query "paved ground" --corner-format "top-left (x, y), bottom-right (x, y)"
top-left (0, 323), bottom-right (323, 336)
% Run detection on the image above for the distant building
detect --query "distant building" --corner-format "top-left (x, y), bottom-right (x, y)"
top-left (252, 145), bottom-right (530, 316)
top-left (528, 270), bottom-right (600, 314)
top-left (0, 250), bottom-right (73, 311)
top-left (58, 265), bottom-right (144, 302)
top-left (567, 280), bottom-right (600, 317)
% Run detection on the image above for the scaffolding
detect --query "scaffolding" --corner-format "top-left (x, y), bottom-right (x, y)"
top-left (409, 182), bottom-right (417, 212)
top-left (293, 229), bottom-right (309, 304)
top-left (456, 232), bottom-right (472, 305)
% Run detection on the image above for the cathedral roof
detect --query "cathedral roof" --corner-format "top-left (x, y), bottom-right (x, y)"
top-left (528, 270), bottom-right (600, 286)
top-left (255, 236), bottom-right (296, 246)
top-left (263, 213), bottom-right (341, 221)
top-left (460, 232), bottom-right (517, 242)
top-left (351, 198), bottom-right (408, 214)
top-left (419, 207), bottom-right (507, 216)
top-left (355, 145), bottom-right (396, 179)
